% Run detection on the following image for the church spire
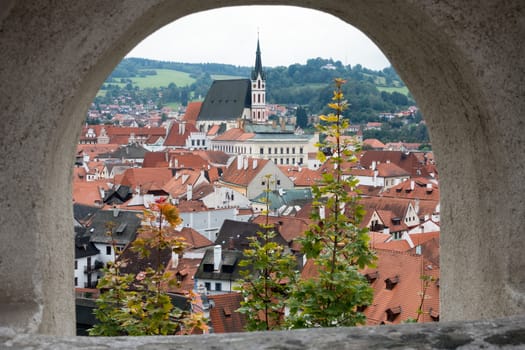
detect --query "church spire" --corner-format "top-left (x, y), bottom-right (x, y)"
top-left (251, 37), bottom-right (265, 80)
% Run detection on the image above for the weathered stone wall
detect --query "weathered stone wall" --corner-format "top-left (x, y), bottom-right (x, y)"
top-left (0, 0), bottom-right (523, 336)
top-left (2, 315), bottom-right (525, 349)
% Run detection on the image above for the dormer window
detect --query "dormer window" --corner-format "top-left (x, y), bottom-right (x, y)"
top-left (365, 271), bottom-right (379, 283)
top-left (386, 306), bottom-right (402, 322)
top-left (429, 308), bottom-right (440, 321)
top-left (385, 275), bottom-right (399, 290)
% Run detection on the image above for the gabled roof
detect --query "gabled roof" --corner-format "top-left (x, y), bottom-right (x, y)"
top-left (363, 138), bottom-right (386, 149)
top-left (177, 227), bottom-right (214, 249)
top-left (162, 169), bottom-right (206, 198)
top-left (163, 121), bottom-right (199, 147)
top-left (194, 247), bottom-right (245, 281)
top-left (103, 184), bottom-right (133, 205)
top-left (73, 203), bottom-right (101, 224)
top-left (208, 293), bottom-right (247, 333)
top-left (360, 197), bottom-right (414, 221)
top-left (72, 180), bottom-right (108, 206)
top-left (192, 150), bottom-right (231, 166)
top-left (98, 143), bottom-right (148, 160)
top-left (75, 234), bottom-right (100, 259)
top-left (215, 219), bottom-right (288, 251)
top-left (212, 128), bottom-right (255, 141)
top-left (220, 157), bottom-right (270, 187)
top-left (251, 216), bottom-right (309, 243)
top-left (362, 249), bottom-right (439, 325)
top-left (360, 150), bottom-right (429, 178)
top-left (117, 167), bottom-right (173, 193)
top-left (169, 152), bottom-right (209, 170)
top-left (87, 209), bottom-right (142, 245)
top-left (381, 178), bottom-right (439, 201)
top-left (181, 101), bottom-right (203, 125)
top-left (142, 151), bottom-right (169, 168)
top-left (198, 79), bottom-right (251, 121)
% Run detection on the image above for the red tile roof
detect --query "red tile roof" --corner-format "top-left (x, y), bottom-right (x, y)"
top-left (221, 157), bottom-right (270, 187)
top-left (176, 227), bottom-right (214, 249)
top-left (117, 167), bottom-right (173, 193)
top-left (212, 128), bottom-right (255, 141)
top-left (381, 178), bottom-right (439, 201)
top-left (162, 169), bottom-right (204, 198)
top-left (182, 101), bottom-right (203, 125)
top-left (362, 249), bottom-right (439, 325)
top-left (142, 151), bottom-right (169, 168)
top-left (164, 122), bottom-right (199, 147)
top-left (251, 216), bottom-right (309, 243)
top-left (208, 293), bottom-right (246, 333)
top-left (72, 180), bottom-right (108, 206)
top-left (360, 150), bottom-right (430, 178)
top-left (363, 138), bottom-right (386, 149)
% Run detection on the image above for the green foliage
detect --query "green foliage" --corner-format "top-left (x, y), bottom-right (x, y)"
top-left (287, 79), bottom-right (376, 328)
top-left (89, 199), bottom-right (207, 336)
top-left (235, 175), bottom-right (297, 331)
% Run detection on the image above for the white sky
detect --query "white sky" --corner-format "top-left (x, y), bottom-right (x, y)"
top-left (126, 6), bottom-right (391, 71)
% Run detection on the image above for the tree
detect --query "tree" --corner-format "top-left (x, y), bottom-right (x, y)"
top-left (235, 175), bottom-right (297, 331)
top-left (287, 78), bottom-right (376, 328)
top-left (89, 198), bottom-right (207, 336)
top-left (296, 106), bottom-right (308, 128)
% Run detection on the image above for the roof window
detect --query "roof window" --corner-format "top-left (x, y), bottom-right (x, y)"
top-left (385, 275), bottom-right (399, 290)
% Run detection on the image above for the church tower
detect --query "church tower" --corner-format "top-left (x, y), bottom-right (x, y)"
top-left (250, 38), bottom-right (267, 123)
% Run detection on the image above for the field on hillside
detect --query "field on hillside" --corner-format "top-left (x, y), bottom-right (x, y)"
top-left (376, 86), bottom-right (410, 96)
top-left (130, 69), bottom-right (196, 88)
top-left (211, 74), bottom-right (244, 80)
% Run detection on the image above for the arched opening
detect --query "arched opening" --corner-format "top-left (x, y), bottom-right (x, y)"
top-left (0, 0), bottom-right (523, 337)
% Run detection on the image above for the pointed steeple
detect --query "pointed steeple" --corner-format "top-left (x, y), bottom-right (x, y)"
top-left (251, 38), bottom-right (265, 80)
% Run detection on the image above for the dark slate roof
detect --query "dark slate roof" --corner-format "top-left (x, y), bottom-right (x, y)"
top-left (197, 79), bottom-right (251, 121)
top-left (252, 188), bottom-right (313, 211)
top-left (194, 248), bottom-right (245, 281)
top-left (87, 209), bottom-right (142, 245)
top-left (251, 39), bottom-right (266, 80)
top-left (103, 185), bottom-right (133, 205)
top-left (98, 143), bottom-right (148, 160)
top-left (214, 219), bottom-right (288, 251)
top-left (73, 203), bottom-right (100, 223)
top-left (75, 234), bottom-right (101, 259)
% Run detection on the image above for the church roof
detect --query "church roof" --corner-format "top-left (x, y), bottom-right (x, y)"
top-left (251, 39), bottom-right (266, 80)
top-left (197, 79), bottom-right (251, 121)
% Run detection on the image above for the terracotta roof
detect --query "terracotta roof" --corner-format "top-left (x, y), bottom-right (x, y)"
top-left (359, 150), bottom-right (429, 178)
top-left (162, 169), bottom-right (204, 198)
top-left (181, 101), bottom-right (203, 125)
top-left (362, 249), bottom-right (440, 325)
top-left (76, 144), bottom-right (119, 160)
top-left (72, 180), bottom-right (108, 206)
top-left (220, 157), bottom-right (270, 187)
top-left (206, 124), bottom-right (220, 136)
top-left (251, 216), bottom-right (309, 243)
top-left (279, 166), bottom-right (322, 187)
top-left (212, 128), bottom-right (255, 141)
top-left (363, 138), bottom-right (386, 149)
top-left (381, 178), bottom-right (439, 201)
top-left (374, 239), bottom-right (411, 251)
top-left (169, 153), bottom-right (208, 170)
top-left (360, 197), bottom-right (414, 221)
top-left (208, 293), bottom-right (246, 333)
top-left (117, 167), bottom-right (173, 193)
top-left (376, 162), bottom-right (410, 177)
top-left (142, 151), bottom-right (169, 168)
top-left (192, 150), bottom-right (231, 166)
top-left (164, 257), bottom-right (202, 294)
top-left (105, 126), bottom-right (166, 136)
top-left (176, 199), bottom-right (210, 213)
top-left (164, 122), bottom-right (199, 147)
top-left (177, 227), bottom-right (214, 249)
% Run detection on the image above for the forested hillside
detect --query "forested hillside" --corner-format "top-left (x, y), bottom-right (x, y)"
top-left (97, 57), bottom-right (415, 124)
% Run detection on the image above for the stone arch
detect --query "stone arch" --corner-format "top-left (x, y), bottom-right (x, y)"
top-left (0, 1), bottom-right (523, 335)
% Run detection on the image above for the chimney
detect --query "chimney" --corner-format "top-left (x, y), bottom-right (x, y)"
top-left (213, 245), bottom-right (222, 271)
top-left (253, 159), bottom-right (258, 169)
top-left (181, 121), bottom-right (186, 135)
top-left (410, 180), bottom-right (415, 191)
top-left (426, 183), bottom-right (433, 193)
top-left (186, 184), bottom-right (193, 200)
top-left (112, 206), bottom-right (119, 217)
top-left (280, 118), bottom-right (285, 131)
top-left (171, 251), bottom-right (179, 269)
top-left (371, 161), bottom-right (376, 171)
top-left (243, 158), bottom-right (248, 170)
top-left (237, 155), bottom-right (243, 170)
top-left (182, 174), bottom-right (189, 184)
top-left (414, 198), bottom-right (420, 214)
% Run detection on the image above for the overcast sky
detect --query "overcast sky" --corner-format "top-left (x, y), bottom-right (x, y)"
top-left (126, 6), bottom-right (391, 71)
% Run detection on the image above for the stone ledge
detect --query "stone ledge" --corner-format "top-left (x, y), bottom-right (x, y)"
top-left (1, 315), bottom-right (525, 349)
